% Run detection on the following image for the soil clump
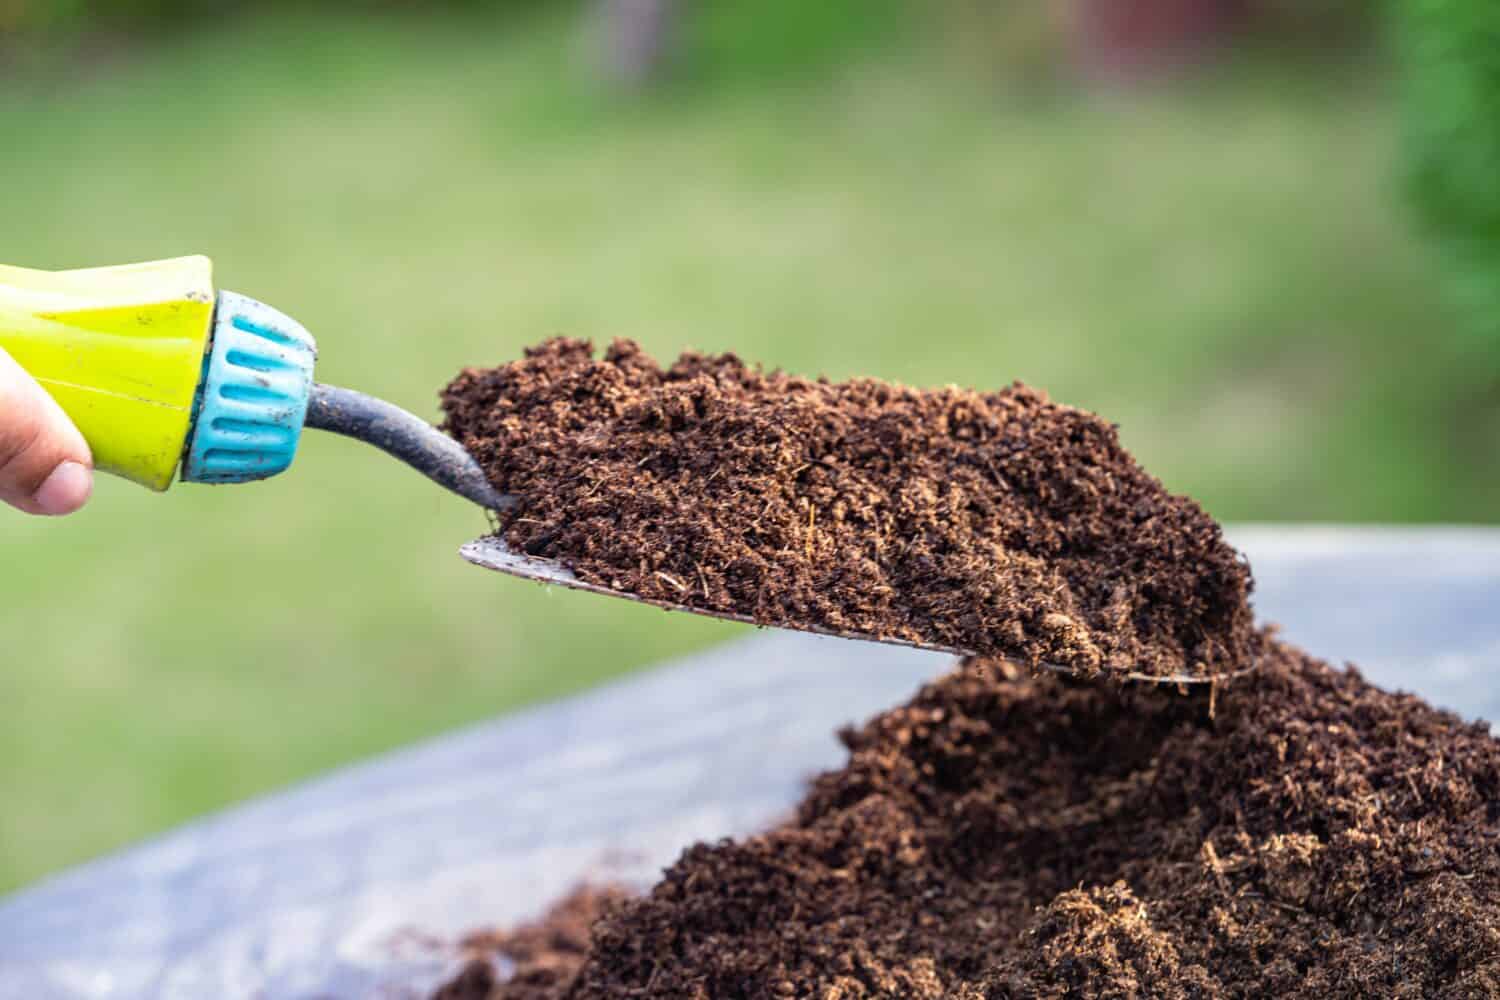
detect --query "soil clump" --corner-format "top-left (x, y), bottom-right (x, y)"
top-left (442, 339), bottom-right (1256, 680)
top-left (435, 887), bottom-right (628, 1000)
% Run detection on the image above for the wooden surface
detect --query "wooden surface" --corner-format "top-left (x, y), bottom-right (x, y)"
top-left (1, 526), bottom-right (1496, 999)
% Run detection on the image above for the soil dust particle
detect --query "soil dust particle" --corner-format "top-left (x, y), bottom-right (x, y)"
top-left (442, 338), bottom-right (1258, 680)
top-left (435, 640), bottom-right (1500, 999)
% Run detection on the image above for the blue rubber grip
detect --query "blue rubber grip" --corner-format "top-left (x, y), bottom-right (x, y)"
top-left (183, 291), bottom-right (318, 484)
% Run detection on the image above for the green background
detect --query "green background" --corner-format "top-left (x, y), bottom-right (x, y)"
top-left (1, 2), bottom-right (1495, 890)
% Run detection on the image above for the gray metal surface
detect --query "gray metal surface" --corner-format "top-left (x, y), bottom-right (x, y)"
top-left (1, 527), bottom-right (1496, 999)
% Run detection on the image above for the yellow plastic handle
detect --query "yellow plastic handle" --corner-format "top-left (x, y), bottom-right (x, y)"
top-left (0, 257), bottom-right (217, 491)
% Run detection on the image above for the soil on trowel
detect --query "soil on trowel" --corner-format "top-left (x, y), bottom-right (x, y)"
top-left (435, 639), bottom-right (1500, 999)
top-left (442, 339), bottom-right (1257, 680)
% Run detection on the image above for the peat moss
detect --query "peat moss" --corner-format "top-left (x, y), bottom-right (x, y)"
top-left (443, 338), bottom-right (1257, 680)
top-left (438, 643), bottom-right (1500, 999)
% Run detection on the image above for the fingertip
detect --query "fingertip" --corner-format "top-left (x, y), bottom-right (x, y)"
top-left (32, 461), bottom-right (93, 516)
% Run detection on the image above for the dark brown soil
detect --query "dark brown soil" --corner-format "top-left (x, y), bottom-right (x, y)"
top-left (436, 641), bottom-right (1500, 999)
top-left (442, 339), bottom-right (1257, 680)
top-left (434, 887), bottom-right (628, 1000)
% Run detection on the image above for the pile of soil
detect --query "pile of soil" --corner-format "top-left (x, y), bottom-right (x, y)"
top-left (437, 640), bottom-right (1500, 999)
top-left (442, 339), bottom-right (1256, 680)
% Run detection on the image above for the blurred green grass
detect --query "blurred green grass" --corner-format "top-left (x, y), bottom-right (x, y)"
top-left (0, 4), bottom-right (1492, 891)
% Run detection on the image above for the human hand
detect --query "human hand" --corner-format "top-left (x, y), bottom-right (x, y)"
top-left (0, 346), bottom-right (93, 515)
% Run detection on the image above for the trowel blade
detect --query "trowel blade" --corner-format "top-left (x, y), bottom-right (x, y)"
top-left (460, 535), bottom-right (1243, 686)
top-left (459, 535), bottom-right (960, 655)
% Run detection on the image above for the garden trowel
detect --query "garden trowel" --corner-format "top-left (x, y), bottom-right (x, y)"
top-left (0, 256), bottom-right (1235, 684)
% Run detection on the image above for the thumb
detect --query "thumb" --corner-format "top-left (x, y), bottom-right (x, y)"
top-left (0, 346), bottom-right (94, 516)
